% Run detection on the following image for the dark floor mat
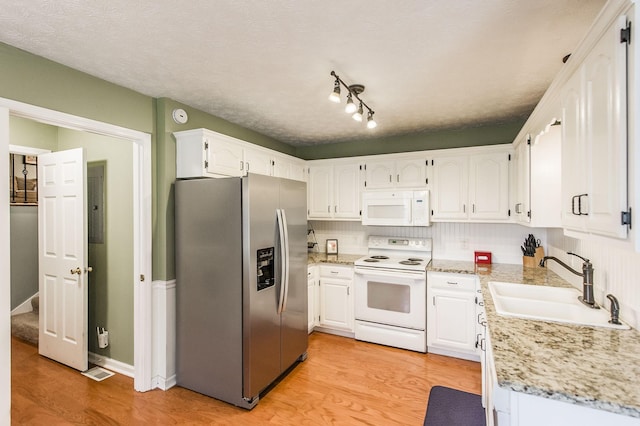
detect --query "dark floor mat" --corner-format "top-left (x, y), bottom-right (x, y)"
top-left (424, 385), bottom-right (486, 426)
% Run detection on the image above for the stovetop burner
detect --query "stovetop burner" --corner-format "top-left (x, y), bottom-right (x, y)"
top-left (371, 255), bottom-right (389, 259)
top-left (407, 258), bottom-right (423, 262)
top-left (399, 260), bottom-right (421, 265)
top-left (363, 258), bottom-right (379, 262)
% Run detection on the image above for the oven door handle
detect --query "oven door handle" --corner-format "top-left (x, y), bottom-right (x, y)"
top-left (354, 268), bottom-right (425, 279)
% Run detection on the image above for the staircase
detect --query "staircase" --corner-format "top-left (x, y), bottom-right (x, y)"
top-left (11, 296), bottom-right (39, 346)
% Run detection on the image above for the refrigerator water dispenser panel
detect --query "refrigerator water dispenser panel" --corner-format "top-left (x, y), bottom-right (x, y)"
top-left (257, 247), bottom-right (275, 291)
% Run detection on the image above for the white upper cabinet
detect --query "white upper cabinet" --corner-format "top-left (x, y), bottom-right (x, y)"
top-left (175, 128), bottom-right (306, 182)
top-left (307, 160), bottom-right (361, 220)
top-left (530, 124), bottom-right (562, 228)
top-left (561, 15), bottom-right (629, 239)
top-left (364, 158), bottom-right (427, 189)
top-left (431, 155), bottom-right (469, 220)
top-left (431, 149), bottom-right (511, 222)
top-left (468, 153), bottom-right (510, 221)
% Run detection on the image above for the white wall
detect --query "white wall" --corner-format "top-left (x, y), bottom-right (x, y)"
top-left (309, 220), bottom-right (546, 265)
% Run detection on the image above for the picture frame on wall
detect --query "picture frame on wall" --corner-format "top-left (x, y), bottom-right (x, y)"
top-left (24, 155), bottom-right (37, 165)
top-left (326, 239), bottom-right (338, 255)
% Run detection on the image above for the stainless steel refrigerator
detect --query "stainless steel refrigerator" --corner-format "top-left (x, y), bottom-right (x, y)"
top-left (175, 174), bottom-right (308, 409)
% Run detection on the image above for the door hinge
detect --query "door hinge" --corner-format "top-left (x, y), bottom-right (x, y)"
top-left (508, 154), bottom-right (511, 161)
top-left (359, 210), bottom-right (362, 216)
top-left (140, 274), bottom-right (145, 282)
top-left (425, 160), bottom-right (428, 166)
top-left (621, 22), bottom-right (632, 44)
top-left (426, 178), bottom-right (428, 184)
top-left (527, 210), bottom-right (531, 218)
top-left (204, 160), bottom-right (209, 169)
top-left (364, 181), bottom-right (367, 187)
top-left (527, 134), bottom-right (531, 145)
top-left (508, 209), bottom-right (511, 217)
top-left (204, 141), bottom-right (209, 150)
top-left (621, 208), bottom-right (632, 228)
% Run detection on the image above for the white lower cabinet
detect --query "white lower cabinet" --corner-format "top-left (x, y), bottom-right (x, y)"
top-left (427, 271), bottom-right (479, 361)
top-left (318, 265), bottom-right (354, 333)
top-left (307, 265), bottom-right (318, 333)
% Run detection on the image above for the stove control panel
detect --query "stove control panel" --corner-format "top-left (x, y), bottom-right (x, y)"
top-left (368, 236), bottom-right (432, 252)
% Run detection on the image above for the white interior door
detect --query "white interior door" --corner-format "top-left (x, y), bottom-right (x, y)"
top-left (38, 148), bottom-right (88, 371)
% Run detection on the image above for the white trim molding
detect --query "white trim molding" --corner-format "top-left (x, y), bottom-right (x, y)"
top-left (0, 97), bottom-right (154, 394)
top-left (89, 352), bottom-right (135, 378)
top-left (151, 279), bottom-right (176, 390)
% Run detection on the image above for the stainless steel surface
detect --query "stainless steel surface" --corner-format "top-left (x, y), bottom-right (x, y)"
top-left (176, 174), bottom-right (307, 409)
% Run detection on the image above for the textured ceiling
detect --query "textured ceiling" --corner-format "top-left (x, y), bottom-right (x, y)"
top-left (0, 1), bottom-right (606, 146)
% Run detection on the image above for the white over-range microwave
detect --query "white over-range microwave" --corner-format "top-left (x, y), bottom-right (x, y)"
top-left (361, 190), bottom-right (431, 226)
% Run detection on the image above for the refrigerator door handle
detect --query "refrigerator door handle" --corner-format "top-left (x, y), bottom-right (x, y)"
top-left (276, 209), bottom-right (287, 314)
top-left (281, 208), bottom-right (290, 312)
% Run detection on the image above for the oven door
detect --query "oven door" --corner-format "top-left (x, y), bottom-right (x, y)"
top-left (354, 267), bottom-right (426, 330)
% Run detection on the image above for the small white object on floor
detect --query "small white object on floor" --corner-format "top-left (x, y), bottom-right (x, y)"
top-left (82, 366), bottom-right (115, 382)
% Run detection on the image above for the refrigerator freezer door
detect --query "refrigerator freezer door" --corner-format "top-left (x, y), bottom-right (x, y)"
top-left (279, 178), bottom-right (309, 371)
top-left (242, 174), bottom-right (282, 400)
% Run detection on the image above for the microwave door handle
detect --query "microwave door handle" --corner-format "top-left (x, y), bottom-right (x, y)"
top-left (276, 209), bottom-right (287, 314)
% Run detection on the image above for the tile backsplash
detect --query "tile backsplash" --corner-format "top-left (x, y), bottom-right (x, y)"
top-left (308, 220), bottom-right (545, 265)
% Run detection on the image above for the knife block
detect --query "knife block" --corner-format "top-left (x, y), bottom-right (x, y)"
top-left (523, 247), bottom-right (545, 268)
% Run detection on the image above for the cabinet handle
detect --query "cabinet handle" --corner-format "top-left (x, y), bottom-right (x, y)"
top-left (397, 174), bottom-right (400, 183)
top-left (446, 281), bottom-right (458, 285)
top-left (334, 205), bottom-right (337, 213)
top-left (246, 162), bottom-right (250, 172)
top-left (475, 333), bottom-right (481, 348)
top-left (472, 204), bottom-right (476, 213)
top-left (515, 203), bottom-right (522, 214)
top-left (347, 287), bottom-right (350, 296)
top-left (578, 193), bottom-right (588, 216)
top-left (389, 175), bottom-right (392, 183)
top-left (463, 204), bottom-right (466, 213)
top-left (240, 160), bottom-right (244, 171)
top-left (330, 271), bottom-right (339, 274)
top-left (327, 205), bottom-right (330, 213)
top-left (480, 338), bottom-right (486, 351)
top-left (432, 296), bottom-right (436, 306)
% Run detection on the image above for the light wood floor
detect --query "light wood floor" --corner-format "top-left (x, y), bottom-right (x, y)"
top-left (12, 332), bottom-right (481, 425)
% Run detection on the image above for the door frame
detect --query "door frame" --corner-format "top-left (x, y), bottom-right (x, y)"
top-left (0, 97), bottom-right (153, 392)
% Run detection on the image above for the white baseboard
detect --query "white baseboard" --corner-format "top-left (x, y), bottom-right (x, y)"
top-left (312, 327), bottom-right (355, 339)
top-left (11, 292), bottom-right (38, 315)
top-left (427, 346), bottom-right (480, 362)
top-left (89, 352), bottom-right (135, 378)
top-left (152, 374), bottom-right (177, 391)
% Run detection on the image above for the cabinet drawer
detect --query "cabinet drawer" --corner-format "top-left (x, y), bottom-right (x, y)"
top-left (320, 265), bottom-right (353, 280)
top-left (428, 272), bottom-right (476, 292)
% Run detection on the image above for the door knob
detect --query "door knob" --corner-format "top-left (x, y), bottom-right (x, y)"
top-left (85, 266), bottom-right (93, 273)
top-left (70, 267), bottom-right (82, 275)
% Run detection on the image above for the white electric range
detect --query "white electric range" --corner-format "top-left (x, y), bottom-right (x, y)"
top-left (353, 236), bottom-right (432, 352)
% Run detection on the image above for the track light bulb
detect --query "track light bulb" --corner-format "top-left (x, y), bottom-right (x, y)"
top-left (345, 93), bottom-right (357, 114)
top-left (352, 103), bottom-right (363, 122)
top-left (328, 79), bottom-right (341, 103)
top-left (367, 111), bottom-right (377, 129)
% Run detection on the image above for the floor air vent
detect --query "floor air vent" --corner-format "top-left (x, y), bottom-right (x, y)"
top-left (82, 366), bottom-right (115, 382)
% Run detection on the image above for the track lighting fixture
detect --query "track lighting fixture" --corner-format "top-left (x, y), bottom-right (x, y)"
top-left (329, 71), bottom-right (377, 129)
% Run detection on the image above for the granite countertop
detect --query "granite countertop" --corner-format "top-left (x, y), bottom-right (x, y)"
top-left (428, 260), bottom-right (640, 418)
top-left (307, 252), bottom-right (364, 266)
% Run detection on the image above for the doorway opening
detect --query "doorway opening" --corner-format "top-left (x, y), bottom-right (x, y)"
top-left (1, 98), bottom-right (153, 392)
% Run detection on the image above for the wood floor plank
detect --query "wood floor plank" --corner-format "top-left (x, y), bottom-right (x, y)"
top-left (12, 332), bottom-right (481, 425)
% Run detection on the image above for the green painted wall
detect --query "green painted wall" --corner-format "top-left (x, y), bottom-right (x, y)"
top-left (295, 120), bottom-right (525, 160)
top-left (9, 117), bottom-right (57, 310)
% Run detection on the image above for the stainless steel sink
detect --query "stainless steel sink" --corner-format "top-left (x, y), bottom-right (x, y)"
top-left (488, 281), bottom-right (630, 329)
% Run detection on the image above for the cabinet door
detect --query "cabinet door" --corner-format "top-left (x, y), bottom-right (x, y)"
top-left (428, 289), bottom-right (476, 353)
top-left (583, 16), bottom-right (628, 239)
top-left (333, 163), bottom-right (361, 219)
top-left (319, 278), bottom-right (352, 330)
top-left (364, 160), bottom-right (394, 189)
top-left (561, 68), bottom-right (586, 231)
top-left (530, 125), bottom-right (562, 227)
top-left (307, 165), bottom-right (333, 218)
top-left (244, 147), bottom-right (272, 177)
top-left (396, 158), bottom-right (427, 188)
top-left (307, 268), bottom-right (317, 333)
top-left (431, 156), bottom-right (468, 220)
top-left (206, 137), bottom-right (244, 177)
top-left (469, 152), bottom-right (510, 221)
top-left (513, 139), bottom-right (530, 223)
